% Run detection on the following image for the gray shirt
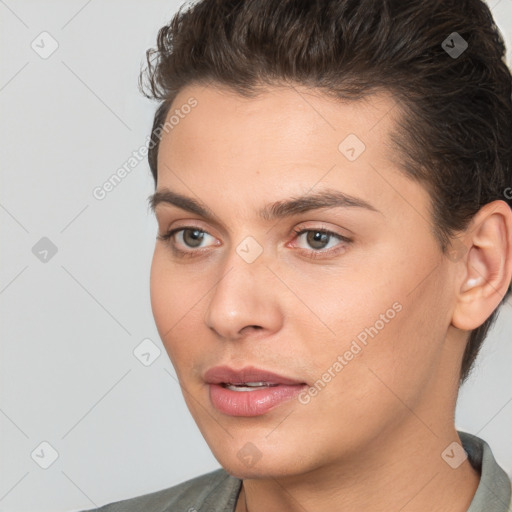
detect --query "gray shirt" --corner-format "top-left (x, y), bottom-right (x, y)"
top-left (81, 431), bottom-right (511, 512)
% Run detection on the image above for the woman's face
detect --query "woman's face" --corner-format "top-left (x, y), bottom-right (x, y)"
top-left (150, 83), bottom-right (459, 479)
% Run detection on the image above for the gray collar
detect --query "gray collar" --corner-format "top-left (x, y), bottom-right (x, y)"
top-left (459, 431), bottom-right (511, 511)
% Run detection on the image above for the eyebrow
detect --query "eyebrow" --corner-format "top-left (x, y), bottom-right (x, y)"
top-left (148, 187), bottom-right (380, 222)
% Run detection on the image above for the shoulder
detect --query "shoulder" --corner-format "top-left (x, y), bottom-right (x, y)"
top-left (78, 468), bottom-right (242, 512)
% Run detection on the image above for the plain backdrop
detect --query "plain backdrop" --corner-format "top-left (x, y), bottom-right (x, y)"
top-left (1, 1), bottom-right (511, 511)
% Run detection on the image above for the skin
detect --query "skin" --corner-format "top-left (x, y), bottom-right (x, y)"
top-left (149, 83), bottom-right (512, 512)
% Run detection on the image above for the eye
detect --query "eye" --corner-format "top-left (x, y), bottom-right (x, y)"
top-left (157, 226), bottom-right (218, 256)
top-left (157, 225), bottom-right (351, 259)
top-left (291, 227), bottom-right (351, 257)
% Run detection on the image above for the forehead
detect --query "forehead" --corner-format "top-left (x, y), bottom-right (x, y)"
top-left (162, 83), bottom-right (399, 154)
top-left (158, 83), bottom-right (401, 175)
top-left (155, 83), bottom-right (430, 226)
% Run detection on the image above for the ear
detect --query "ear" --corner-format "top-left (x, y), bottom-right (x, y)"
top-left (451, 200), bottom-right (512, 331)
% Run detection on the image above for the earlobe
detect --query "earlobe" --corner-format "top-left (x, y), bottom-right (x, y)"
top-left (451, 200), bottom-right (512, 331)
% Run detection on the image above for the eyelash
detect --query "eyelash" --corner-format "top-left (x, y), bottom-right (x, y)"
top-left (157, 226), bottom-right (352, 259)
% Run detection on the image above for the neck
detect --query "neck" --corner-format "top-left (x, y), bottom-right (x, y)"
top-left (236, 422), bottom-right (480, 512)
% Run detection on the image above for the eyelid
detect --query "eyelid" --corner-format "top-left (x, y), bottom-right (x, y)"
top-left (289, 221), bottom-right (352, 241)
top-left (291, 227), bottom-right (350, 242)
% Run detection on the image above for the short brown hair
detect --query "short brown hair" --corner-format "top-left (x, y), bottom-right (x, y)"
top-left (140, 0), bottom-right (512, 384)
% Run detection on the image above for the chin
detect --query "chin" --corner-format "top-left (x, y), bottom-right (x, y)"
top-left (218, 459), bottom-right (298, 481)
top-left (208, 440), bottom-right (315, 481)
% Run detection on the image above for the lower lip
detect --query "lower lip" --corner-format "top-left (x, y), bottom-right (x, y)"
top-left (208, 383), bottom-right (306, 416)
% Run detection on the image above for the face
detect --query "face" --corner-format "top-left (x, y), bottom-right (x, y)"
top-left (150, 83), bottom-right (460, 479)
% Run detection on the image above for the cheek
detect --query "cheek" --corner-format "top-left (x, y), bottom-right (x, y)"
top-left (149, 248), bottom-right (213, 371)
top-left (294, 246), bottom-right (448, 409)
top-left (149, 250), bottom-right (173, 335)
top-left (150, 248), bottom-right (201, 327)
top-left (149, 250), bottom-right (189, 359)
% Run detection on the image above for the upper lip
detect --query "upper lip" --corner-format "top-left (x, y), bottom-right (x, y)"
top-left (204, 365), bottom-right (306, 386)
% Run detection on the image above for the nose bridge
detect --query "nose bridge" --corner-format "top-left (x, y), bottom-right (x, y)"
top-left (204, 237), bottom-right (280, 338)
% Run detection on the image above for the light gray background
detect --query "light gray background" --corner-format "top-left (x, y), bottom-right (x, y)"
top-left (1, 1), bottom-right (511, 511)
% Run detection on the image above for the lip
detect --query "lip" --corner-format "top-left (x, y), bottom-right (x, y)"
top-left (204, 365), bottom-right (307, 417)
top-left (204, 365), bottom-right (305, 386)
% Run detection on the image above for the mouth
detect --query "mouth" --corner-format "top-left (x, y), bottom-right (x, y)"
top-left (221, 382), bottom-right (280, 392)
top-left (204, 366), bottom-right (308, 417)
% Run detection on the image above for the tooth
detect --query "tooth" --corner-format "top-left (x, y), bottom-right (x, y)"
top-left (226, 385), bottom-right (254, 392)
top-left (228, 385), bottom-right (264, 391)
top-left (224, 381), bottom-right (279, 392)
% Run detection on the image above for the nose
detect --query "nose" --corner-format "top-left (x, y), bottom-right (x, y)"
top-left (203, 249), bottom-right (283, 341)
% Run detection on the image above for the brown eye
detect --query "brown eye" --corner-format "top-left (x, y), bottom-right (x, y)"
top-left (290, 227), bottom-right (352, 259)
top-left (157, 226), bottom-right (218, 257)
top-left (305, 231), bottom-right (331, 250)
top-left (182, 228), bottom-right (206, 248)
top-left (294, 228), bottom-right (344, 251)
